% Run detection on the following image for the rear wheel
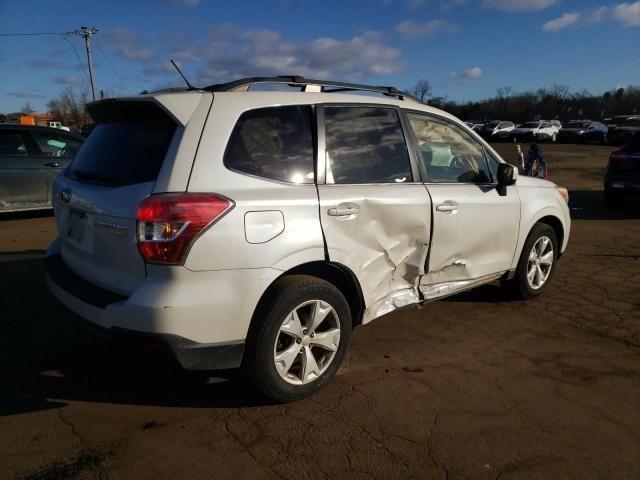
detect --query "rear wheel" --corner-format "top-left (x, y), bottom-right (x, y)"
top-left (242, 275), bottom-right (351, 402)
top-left (504, 223), bottom-right (558, 299)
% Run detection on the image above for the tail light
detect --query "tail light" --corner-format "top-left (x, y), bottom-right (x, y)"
top-left (609, 151), bottom-right (631, 163)
top-left (136, 193), bottom-right (233, 265)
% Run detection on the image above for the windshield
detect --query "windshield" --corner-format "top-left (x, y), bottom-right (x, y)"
top-left (67, 102), bottom-right (177, 186)
top-left (519, 122), bottom-right (539, 128)
top-left (566, 121), bottom-right (590, 128)
top-left (622, 118), bottom-right (640, 127)
top-left (485, 121), bottom-right (500, 128)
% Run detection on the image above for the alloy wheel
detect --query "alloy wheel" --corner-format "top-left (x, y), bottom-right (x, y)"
top-left (527, 236), bottom-right (554, 289)
top-left (273, 300), bottom-right (341, 385)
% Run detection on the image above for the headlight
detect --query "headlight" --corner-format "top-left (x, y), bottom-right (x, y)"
top-left (555, 186), bottom-right (569, 204)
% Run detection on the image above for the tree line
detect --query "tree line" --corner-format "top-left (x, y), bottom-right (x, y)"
top-left (407, 81), bottom-right (640, 123)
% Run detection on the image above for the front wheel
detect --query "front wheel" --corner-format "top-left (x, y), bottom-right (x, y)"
top-left (242, 275), bottom-right (352, 402)
top-left (504, 223), bottom-right (558, 299)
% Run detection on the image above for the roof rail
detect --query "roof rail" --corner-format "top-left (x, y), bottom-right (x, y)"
top-left (203, 76), bottom-right (421, 103)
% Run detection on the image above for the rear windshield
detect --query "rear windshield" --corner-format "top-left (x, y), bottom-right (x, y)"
top-left (67, 101), bottom-right (176, 186)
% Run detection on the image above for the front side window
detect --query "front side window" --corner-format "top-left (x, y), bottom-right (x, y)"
top-left (224, 105), bottom-right (315, 184)
top-left (406, 113), bottom-right (492, 184)
top-left (31, 130), bottom-right (82, 158)
top-left (324, 106), bottom-right (412, 184)
top-left (0, 132), bottom-right (29, 157)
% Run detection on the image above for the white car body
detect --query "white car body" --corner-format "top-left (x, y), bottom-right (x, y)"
top-left (48, 121), bottom-right (71, 132)
top-left (512, 120), bottom-right (560, 142)
top-left (44, 80), bottom-right (570, 397)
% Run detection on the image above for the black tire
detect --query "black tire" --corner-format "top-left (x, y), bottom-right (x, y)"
top-left (504, 223), bottom-right (558, 300)
top-left (242, 275), bottom-right (352, 403)
top-left (604, 188), bottom-right (626, 208)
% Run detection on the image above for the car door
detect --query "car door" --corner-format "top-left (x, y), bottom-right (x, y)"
top-left (540, 122), bottom-right (553, 140)
top-left (403, 112), bottom-right (521, 298)
top-left (28, 128), bottom-right (82, 204)
top-left (316, 105), bottom-right (431, 323)
top-left (0, 129), bottom-right (49, 211)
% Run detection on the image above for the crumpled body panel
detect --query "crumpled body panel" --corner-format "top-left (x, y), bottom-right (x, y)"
top-left (317, 184), bottom-right (431, 324)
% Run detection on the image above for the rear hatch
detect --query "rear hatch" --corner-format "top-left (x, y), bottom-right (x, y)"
top-left (52, 98), bottom-right (189, 296)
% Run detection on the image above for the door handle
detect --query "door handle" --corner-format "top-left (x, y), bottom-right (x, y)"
top-left (44, 162), bottom-right (60, 167)
top-left (436, 203), bottom-right (458, 212)
top-left (328, 205), bottom-right (360, 216)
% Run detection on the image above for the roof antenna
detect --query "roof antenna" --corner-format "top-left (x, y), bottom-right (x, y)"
top-left (170, 59), bottom-right (196, 90)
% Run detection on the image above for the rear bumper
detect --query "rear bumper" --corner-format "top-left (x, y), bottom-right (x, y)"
top-left (45, 240), bottom-right (281, 370)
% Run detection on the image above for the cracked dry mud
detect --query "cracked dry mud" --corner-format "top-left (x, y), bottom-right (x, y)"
top-left (1, 143), bottom-right (639, 479)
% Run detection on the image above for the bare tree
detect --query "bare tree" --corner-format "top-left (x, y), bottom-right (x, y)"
top-left (21, 102), bottom-right (35, 115)
top-left (408, 80), bottom-right (432, 103)
top-left (46, 87), bottom-right (90, 127)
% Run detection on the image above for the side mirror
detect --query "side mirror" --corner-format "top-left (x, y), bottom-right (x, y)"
top-left (496, 163), bottom-right (516, 196)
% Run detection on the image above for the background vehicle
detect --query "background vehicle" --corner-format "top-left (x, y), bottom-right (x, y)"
top-left (44, 77), bottom-right (570, 402)
top-left (478, 120), bottom-right (515, 141)
top-left (511, 120), bottom-right (560, 142)
top-left (604, 115), bottom-right (633, 140)
top-left (0, 125), bottom-right (83, 212)
top-left (604, 133), bottom-right (640, 207)
top-left (550, 120), bottom-right (562, 129)
top-left (557, 120), bottom-right (608, 144)
top-left (610, 116), bottom-right (640, 145)
top-left (47, 121), bottom-right (71, 132)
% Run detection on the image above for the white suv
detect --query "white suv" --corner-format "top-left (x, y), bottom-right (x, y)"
top-left (45, 76), bottom-right (570, 402)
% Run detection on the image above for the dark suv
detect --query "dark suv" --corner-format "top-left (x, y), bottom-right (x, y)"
top-left (604, 134), bottom-right (640, 207)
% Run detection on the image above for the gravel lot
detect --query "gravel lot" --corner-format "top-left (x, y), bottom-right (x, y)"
top-left (1, 143), bottom-right (639, 480)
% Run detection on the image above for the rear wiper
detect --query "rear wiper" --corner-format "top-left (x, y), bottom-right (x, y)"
top-left (71, 169), bottom-right (122, 186)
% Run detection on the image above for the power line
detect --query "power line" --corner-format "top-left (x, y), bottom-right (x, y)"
top-left (2, 26), bottom-right (99, 100)
top-left (0, 31), bottom-right (73, 37)
top-left (61, 35), bottom-right (90, 83)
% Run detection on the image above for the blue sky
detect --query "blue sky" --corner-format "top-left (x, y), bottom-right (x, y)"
top-left (0, 0), bottom-right (638, 112)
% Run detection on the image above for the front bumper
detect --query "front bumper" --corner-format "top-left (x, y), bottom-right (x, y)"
top-left (45, 244), bottom-right (281, 370)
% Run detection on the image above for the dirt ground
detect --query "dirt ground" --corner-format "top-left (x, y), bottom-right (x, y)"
top-left (1, 143), bottom-right (639, 480)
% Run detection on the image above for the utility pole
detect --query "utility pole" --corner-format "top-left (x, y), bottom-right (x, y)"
top-left (74, 26), bottom-right (98, 101)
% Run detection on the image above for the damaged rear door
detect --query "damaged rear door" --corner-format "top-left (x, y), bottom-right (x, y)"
top-left (316, 105), bottom-right (431, 323)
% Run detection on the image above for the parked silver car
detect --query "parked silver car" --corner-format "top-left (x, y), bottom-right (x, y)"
top-left (0, 125), bottom-right (83, 212)
top-left (45, 77), bottom-right (571, 401)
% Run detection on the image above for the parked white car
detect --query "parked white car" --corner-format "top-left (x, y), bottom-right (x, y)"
top-left (48, 121), bottom-right (71, 132)
top-left (511, 120), bottom-right (560, 142)
top-left (478, 120), bottom-right (515, 141)
top-left (45, 77), bottom-right (571, 402)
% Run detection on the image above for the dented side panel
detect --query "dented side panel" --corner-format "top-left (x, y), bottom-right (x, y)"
top-left (421, 183), bottom-right (520, 286)
top-left (317, 185), bottom-right (431, 323)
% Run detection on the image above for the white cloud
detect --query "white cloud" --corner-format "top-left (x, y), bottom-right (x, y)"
top-left (542, 12), bottom-right (581, 32)
top-left (408, 0), bottom-right (427, 9)
top-left (189, 26), bottom-right (406, 84)
top-left (101, 27), bottom-right (155, 62)
top-left (395, 19), bottom-right (458, 38)
top-left (612, 1), bottom-right (640, 27)
top-left (541, 3), bottom-right (640, 32)
top-left (450, 67), bottom-right (483, 82)
top-left (586, 6), bottom-right (609, 24)
top-left (481, 0), bottom-right (556, 12)
top-left (54, 75), bottom-right (84, 86)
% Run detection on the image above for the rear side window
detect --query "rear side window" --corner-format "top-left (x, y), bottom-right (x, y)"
top-left (0, 131), bottom-right (28, 157)
top-left (224, 105), bottom-right (315, 184)
top-left (67, 102), bottom-right (176, 186)
top-left (31, 130), bottom-right (83, 158)
top-left (324, 106), bottom-right (412, 184)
